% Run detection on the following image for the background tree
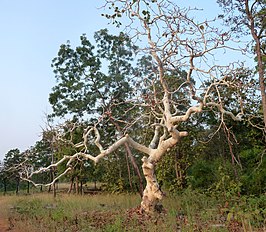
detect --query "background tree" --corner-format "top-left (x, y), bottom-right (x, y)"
top-left (27, 139), bottom-right (54, 192)
top-left (217, 0), bottom-right (266, 135)
top-left (3, 149), bottom-right (23, 194)
top-left (0, 160), bottom-right (7, 194)
top-left (49, 29), bottom-right (145, 195)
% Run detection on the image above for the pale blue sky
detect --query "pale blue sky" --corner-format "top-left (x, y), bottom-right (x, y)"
top-left (0, 1), bottom-right (230, 160)
top-left (0, 0), bottom-right (107, 160)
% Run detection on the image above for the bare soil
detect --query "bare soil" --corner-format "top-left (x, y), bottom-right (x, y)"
top-left (0, 198), bottom-right (16, 232)
top-left (0, 200), bottom-right (9, 231)
top-left (0, 218), bottom-right (9, 232)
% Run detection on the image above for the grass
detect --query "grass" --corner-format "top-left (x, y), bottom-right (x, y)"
top-left (0, 190), bottom-right (265, 231)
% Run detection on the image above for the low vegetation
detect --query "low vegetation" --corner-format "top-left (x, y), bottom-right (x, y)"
top-left (1, 189), bottom-right (265, 231)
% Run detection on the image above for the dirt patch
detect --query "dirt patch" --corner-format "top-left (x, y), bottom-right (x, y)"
top-left (0, 205), bottom-right (9, 231)
top-left (0, 218), bottom-right (10, 231)
top-left (0, 198), bottom-right (16, 231)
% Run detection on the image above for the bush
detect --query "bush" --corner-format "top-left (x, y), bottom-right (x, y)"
top-left (187, 159), bottom-right (217, 189)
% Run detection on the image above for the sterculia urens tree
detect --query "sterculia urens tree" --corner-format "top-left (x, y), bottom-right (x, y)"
top-left (20, 0), bottom-right (248, 214)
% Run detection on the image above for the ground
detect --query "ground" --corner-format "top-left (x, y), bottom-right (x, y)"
top-left (0, 219), bottom-right (9, 232)
top-left (0, 198), bottom-right (11, 231)
top-left (0, 192), bottom-right (265, 231)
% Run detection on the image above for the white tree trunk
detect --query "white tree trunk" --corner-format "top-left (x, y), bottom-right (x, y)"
top-left (140, 157), bottom-right (164, 213)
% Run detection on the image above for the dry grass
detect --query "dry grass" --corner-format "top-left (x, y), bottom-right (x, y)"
top-left (0, 190), bottom-right (265, 232)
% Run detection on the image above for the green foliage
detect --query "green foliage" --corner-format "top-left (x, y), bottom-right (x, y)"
top-left (100, 154), bottom-right (137, 193)
top-left (211, 163), bottom-right (241, 199)
top-left (217, 0), bottom-right (266, 35)
top-left (3, 149), bottom-right (22, 171)
top-left (0, 149), bottom-right (23, 193)
top-left (187, 144), bottom-right (265, 197)
top-left (157, 153), bottom-right (178, 191)
top-left (49, 29), bottom-right (137, 118)
top-left (47, 29), bottom-right (147, 193)
top-left (103, 217), bottom-right (123, 232)
top-left (156, 144), bottom-right (192, 192)
top-left (187, 159), bottom-right (217, 190)
top-left (224, 194), bottom-right (266, 228)
top-left (239, 147), bottom-right (266, 194)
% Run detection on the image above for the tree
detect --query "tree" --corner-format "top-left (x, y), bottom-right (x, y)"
top-left (3, 149), bottom-right (23, 194)
top-left (27, 139), bottom-right (54, 192)
top-left (49, 29), bottom-right (144, 196)
top-left (0, 160), bottom-right (7, 193)
top-left (49, 29), bottom-right (136, 118)
top-left (20, 0), bottom-right (245, 214)
top-left (217, 0), bottom-right (266, 135)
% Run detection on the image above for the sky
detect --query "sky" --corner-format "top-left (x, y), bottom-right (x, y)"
top-left (0, 1), bottom-right (228, 161)
top-left (0, 0), bottom-right (108, 160)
